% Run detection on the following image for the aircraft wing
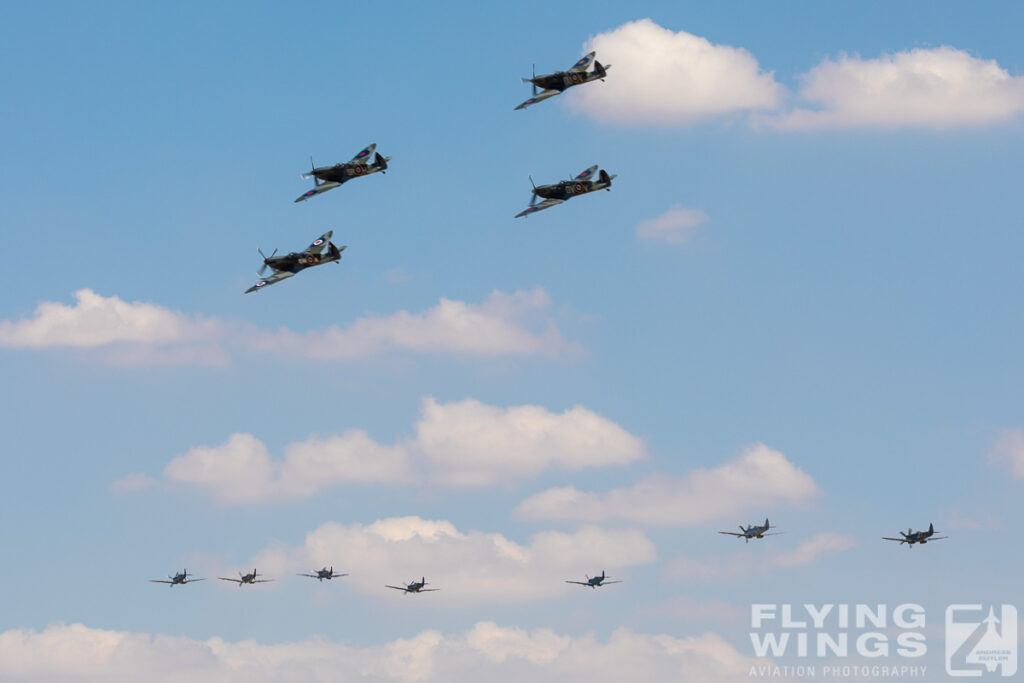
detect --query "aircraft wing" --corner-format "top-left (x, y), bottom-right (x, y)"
top-left (183, 578), bottom-right (205, 583)
top-left (418, 588), bottom-right (440, 592)
top-left (515, 198), bottom-right (564, 218)
top-left (218, 577), bottom-right (244, 583)
top-left (149, 580), bottom-right (175, 584)
top-left (351, 143), bottom-right (376, 164)
top-left (304, 231), bottom-right (334, 254)
top-left (601, 580), bottom-right (622, 585)
top-left (565, 580), bottom-right (591, 585)
top-left (294, 181), bottom-right (342, 203)
top-left (718, 531), bottom-right (746, 537)
top-left (385, 585), bottom-right (410, 591)
top-left (245, 270), bottom-right (296, 294)
top-left (882, 537), bottom-right (907, 542)
top-left (928, 536), bottom-right (949, 541)
top-left (575, 165), bottom-right (598, 181)
top-left (252, 579), bottom-right (274, 583)
top-left (514, 89), bottom-right (560, 110)
top-left (297, 574), bottom-right (319, 578)
top-left (570, 51), bottom-right (596, 72)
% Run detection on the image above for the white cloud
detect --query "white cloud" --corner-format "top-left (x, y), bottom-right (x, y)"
top-left (0, 287), bottom-right (571, 364)
top-left (516, 443), bottom-right (820, 525)
top-left (635, 206), bottom-right (709, 244)
top-left (0, 622), bottom-right (777, 683)
top-left (565, 19), bottom-right (782, 125)
top-left (668, 532), bottom-right (856, 583)
top-left (158, 397), bottom-right (645, 502)
top-left (988, 429), bottom-right (1024, 479)
top-left (248, 516), bottom-right (656, 604)
top-left (109, 472), bottom-right (157, 493)
top-left (770, 46), bottom-right (1024, 129)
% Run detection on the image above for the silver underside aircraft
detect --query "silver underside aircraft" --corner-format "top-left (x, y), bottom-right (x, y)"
top-left (514, 165), bottom-right (616, 217)
top-left (295, 143), bottom-right (391, 202)
top-left (297, 566), bottom-right (348, 582)
top-left (149, 569), bottom-right (204, 586)
top-left (218, 568), bottom-right (273, 586)
top-left (245, 230), bottom-right (346, 293)
top-left (565, 570), bottom-right (620, 589)
top-left (515, 51), bottom-right (611, 111)
top-left (385, 577), bottom-right (439, 594)
top-left (719, 519), bottom-right (782, 543)
top-left (883, 523), bottom-right (947, 547)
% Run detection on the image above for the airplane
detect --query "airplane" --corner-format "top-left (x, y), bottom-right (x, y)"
top-left (883, 523), bottom-right (948, 548)
top-left (565, 570), bottom-right (621, 589)
top-left (149, 569), bottom-right (204, 587)
top-left (218, 568), bottom-right (274, 587)
top-left (295, 143), bottom-right (391, 202)
top-left (514, 165), bottom-right (616, 217)
top-left (297, 566), bottom-right (348, 582)
top-left (385, 577), bottom-right (439, 594)
top-left (245, 230), bottom-right (346, 293)
top-left (718, 519), bottom-right (782, 544)
top-left (514, 51), bottom-right (611, 110)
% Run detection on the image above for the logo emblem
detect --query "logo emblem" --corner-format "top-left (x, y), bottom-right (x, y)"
top-left (946, 605), bottom-right (1018, 677)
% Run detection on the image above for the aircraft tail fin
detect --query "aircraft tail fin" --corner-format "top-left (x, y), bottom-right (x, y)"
top-left (374, 152), bottom-right (389, 172)
top-left (593, 60), bottom-right (608, 79)
top-left (929, 523), bottom-right (934, 533)
top-left (599, 169), bottom-right (612, 187)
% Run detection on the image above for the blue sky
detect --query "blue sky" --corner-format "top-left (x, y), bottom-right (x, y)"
top-left (1, 2), bottom-right (1023, 680)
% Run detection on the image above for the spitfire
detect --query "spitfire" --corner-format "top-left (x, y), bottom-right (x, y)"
top-left (149, 569), bottom-right (204, 587)
top-left (385, 577), bottom-right (439, 594)
top-left (515, 51), bottom-right (611, 111)
top-left (295, 143), bottom-right (391, 202)
top-left (883, 523), bottom-right (948, 547)
top-left (297, 567), bottom-right (348, 582)
top-left (565, 570), bottom-right (621, 589)
top-left (514, 165), bottom-right (616, 217)
top-left (218, 568), bottom-right (273, 586)
top-left (718, 518), bottom-right (783, 544)
top-left (245, 230), bottom-right (346, 293)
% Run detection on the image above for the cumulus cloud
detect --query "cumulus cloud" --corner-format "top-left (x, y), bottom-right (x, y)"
top-left (565, 19), bottom-right (782, 125)
top-left (635, 206), bottom-right (709, 244)
top-left (516, 443), bottom-right (820, 525)
top-left (109, 472), bottom-right (157, 493)
top-left (668, 532), bottom-right (856, 583)
top-left (0, 288), bottom-right (571, 364)
top-left (988, 429), bottom-right (1024, 479)
top-left (249, 516), bottom-right (656, 603)
top-left (158, 397), bottom-right (645, 502)
top-left (770, 46), bottom-right (1024, 129)
top-left (0, 622), bottom-right (776, 683)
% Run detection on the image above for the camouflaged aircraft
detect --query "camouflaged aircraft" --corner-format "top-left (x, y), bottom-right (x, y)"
top-left (514, 165), bottom-right (615, 217)
top-left (718, 519), bottom-right (782, 544)
top-left (245, 230), bottom-right (345, 293)
top-left (149, 569), bottom-right (204, 587)
top-left (514, 51), bottom-right (610, 110)
top-left (297, 566), bottom-right (348, 582)
top-left (295, 143), bottom-right (391, 202)
top-left (565, 570), bottom-right (621, 589)
top-left (385, 577), bottom-right (439, 594)
top-left (883, 523), bottom-right (947, 548)
top-left (218, 568), bottom-right (273, 586)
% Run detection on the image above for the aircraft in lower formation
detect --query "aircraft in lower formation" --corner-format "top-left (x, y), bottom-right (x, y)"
top-left (218, 569), bottom-right (274, 586)
top-left (297, 567), bottom-right (348, 582)
top-left (883, 523), bottom-right (947, 547)
top-left (245, 230), bottom-right (346, 293)
top-left (149, 569), bottom-right (204, 586)
top-left (565, 570), bottom-right (620, 589)
top-left (295, 143), bottom-right (391, 202)
top-left (514, 51), bottom-right (611, 110)
top-left (514, 165), bottom-right (616, 217)
top-left (718, 519), bottom-right (782, 543)
top-left (385, 577), bottom-right (439, 594)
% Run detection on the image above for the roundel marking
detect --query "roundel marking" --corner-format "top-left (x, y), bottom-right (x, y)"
top-left (313, 238), bottom-right (324, 246)
top-left (256, 281), bottom-right (266, 287)
top-left (574, 183), bottom-right (583, 193)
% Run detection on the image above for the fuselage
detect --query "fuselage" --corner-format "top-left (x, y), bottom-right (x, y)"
top-left (531, 70), bottom-right (596, 92)
top-left (313, 162), bottom-right (379, 184)
top-left (534, 179), bottom-right (608, 201)
top-left (265, 247), bottom-right (342, 274)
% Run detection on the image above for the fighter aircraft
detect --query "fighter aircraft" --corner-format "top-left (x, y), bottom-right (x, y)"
top-left (565, 570), bottom-right (621, 589)
top-left (149, 569), bottom-right (204, 586)
top-left (218, 568), bottom-right (274, 586)
top-left (718, 519), bottom-right (782, 544)
top-left (295, 144), bottom-right (391, 202)
top-left (515, 51), bottom-right (611, 110)
top-left (883, 523), bottom-right (948, 548)
top-left (385, 577), bottom-right (439, 594)
top-left (514, 165), bottom-right (616, 217)
top-left (245, 230), bottom-right (346, 293)
top-left (297, 566), bottom-right (348, 582)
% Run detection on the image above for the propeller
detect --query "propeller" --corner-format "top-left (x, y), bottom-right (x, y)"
top-left (257, 247), bottom-right (277, 276)
top-left (532, 63), bottom-right (537, 96)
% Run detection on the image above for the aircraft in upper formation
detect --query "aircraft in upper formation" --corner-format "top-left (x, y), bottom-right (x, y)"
top-left (385, 577), bottom-right (439, 594)
top-left (245, 230), bottom-right (346, 293)
top-left (218, 568), bottom-right (273, 586)
top-left (565, 570), bottom-right (620, 589)
top-left (297, 567), bottom-right (348, 582)
top-left (295, 144), bottom-right (391, 202)
top-left (514, 165), bottom-right (616, 217)
top-left (883, 523), bottom-right (947, 548)
top-left (149, 569), bottom-right (204, 587)
top-left (514, 51), bottom-right (611, 110)
top-left (718, 519), bottom-right (782, 544)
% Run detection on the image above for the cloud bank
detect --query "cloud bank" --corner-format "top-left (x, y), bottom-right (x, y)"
top-left (635, 206), bottom-right (709, 244)
top-left (668, 532), bottom-right (857, 583)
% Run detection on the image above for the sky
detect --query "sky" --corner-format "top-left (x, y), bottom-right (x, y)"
top-left (1, 1), bottom-right (1023, 680)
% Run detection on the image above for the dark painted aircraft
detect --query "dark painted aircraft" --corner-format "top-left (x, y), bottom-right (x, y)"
top-left (149, 569), bottom-right (204, 587)
top-left (514, 165), bottom-right (616, 217)
top-left (385, 577), bottom-right (439, 594)
top-left (297, 566), bottom-right (348, 582)
top-left (883, 523), bottom-right (947, 547)
top-left (565, 570), bottom-right (620, 589)
top-left (295, 143), bottom-right (391, 202)
top-left (245, 230), bottom-right (346, 293)
top-left (218, 568), bottom-right (273, 586)
top-left (515, 51), bottom-right (611, 110)
top-left (718, 519), bottom-right (782, 544)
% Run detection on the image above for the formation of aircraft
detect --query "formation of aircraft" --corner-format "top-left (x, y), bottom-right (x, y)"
top-left (514, 51), bottom-right (611, 110)
top-left (218, 568), bottom-right (274, 587)
top-left (245, 231), bottom-right (346, 293)
top-left (297, 567), bottom-right (348, 582)
top-left (883, 523), bottom-right (948, 547)
top-left (385, 577), bottom-right (439, 594)
top-left (514, 165), bottom-right (616, 217)
top-left (565, 570), bottom-right (620, 589)
top-left (718, 519), bottom-right (783, 543)
top-left (149, 569), bottom-right (204, 586)
top-left (295, 143), bottom-right (391, 203)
